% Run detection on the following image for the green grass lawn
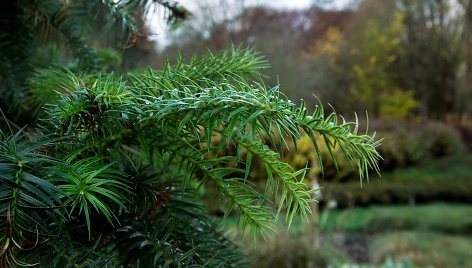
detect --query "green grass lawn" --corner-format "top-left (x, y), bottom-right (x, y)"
top-left (320, 203), bottom-right (472, 234)
top-left (321, 153), bottom-right (472, 207)
top-left (221, 203), bottom-right (472, 268)
top-left (220, 203), bottom-right (472, 241)
top-left (370, 231), bottom-right (472, 268)
top-left (220, 203), bottom-right (472, 234)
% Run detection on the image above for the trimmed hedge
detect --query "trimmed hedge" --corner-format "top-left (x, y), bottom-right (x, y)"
top-left (321, 180), bottom-right (472, 208)
top-left (374, 120), bottom-right (465, 170)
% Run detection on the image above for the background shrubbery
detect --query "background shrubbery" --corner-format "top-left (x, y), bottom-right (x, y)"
top-left (247, 232), bottom-right (348, 268)
top-left (202, 119), bottom-right (471, 214)
top-left (374, 120), bottom-right (466, 170)
top-left (254, 119), bottom-right (467, 183)
top-left (251, 119), bottom-right (469, 183)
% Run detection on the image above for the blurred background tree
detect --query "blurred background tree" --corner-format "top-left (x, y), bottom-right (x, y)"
top-left (157, 0), bottom-right (472, 121)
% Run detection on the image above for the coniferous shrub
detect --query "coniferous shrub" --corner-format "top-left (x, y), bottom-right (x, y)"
top-left (0, 49), bottom-right (381, 266)
top-left (0, 1), bottom-right (381, 266)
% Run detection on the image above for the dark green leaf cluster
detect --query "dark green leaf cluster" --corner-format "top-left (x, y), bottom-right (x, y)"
top-left (0, 0), bottom-right (185, 124)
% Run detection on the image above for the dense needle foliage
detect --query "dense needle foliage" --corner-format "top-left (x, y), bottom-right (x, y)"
top-left (0, 1), bottom-right (381, 266)
top-left (1, 48), bottom-right (380, 266)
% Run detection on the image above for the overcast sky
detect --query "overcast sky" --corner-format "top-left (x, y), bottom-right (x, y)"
top-left (260, 0), bottom-right (352, 9)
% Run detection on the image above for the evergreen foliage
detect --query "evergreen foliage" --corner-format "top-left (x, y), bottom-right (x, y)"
top-left (1, 48), bottom-right (380, 266)
top-left (0, 1), bottom-right (381, 266)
